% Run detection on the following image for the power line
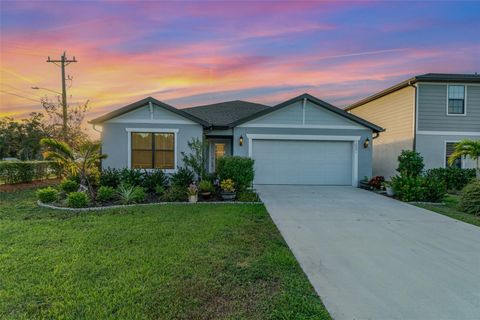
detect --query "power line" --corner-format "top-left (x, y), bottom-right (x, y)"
top-left (1, 83), bottom-right (45, 98)
top-left (0, 90), bottom-right (40, 103)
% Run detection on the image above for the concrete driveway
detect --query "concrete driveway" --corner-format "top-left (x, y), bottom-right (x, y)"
top-left (256, 185), bottom-right (480, 320)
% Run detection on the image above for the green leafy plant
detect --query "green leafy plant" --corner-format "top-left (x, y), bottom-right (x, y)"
top-left (421, 176), bottom-right (446, 202)
top-left (198, 180), bottom-right (214, 193)
top-left (163, 185), bottom-right (187, 202)
top-left (119, 168), bottom-right (144, 186)
top-left (459, 181), bottom-right (480, 215)
top-left (155, 185), bottom-right (166, 197)
top-left (216, 156), bottom-right (254, 192)
top-left (142, 169), bottom-right (168, 192)
top-left (181, 138), bottom-right (208, 180)
top-left (391, 175), bottom-right (424, 202)
top-left (171, 167), bottom-right (195, 187)
top-left (448, 139), bottom-right (480, 180)
top-left (67, 192), bottom-right (89, 208)
top-left (237, 191), bottom-right (260, 202)
top-left (220, 179), bottom-right (235, 192)
top-left (424, 167), bottom-right (476, 191)
top-left (36, 187), bottom-right (59, 203)
top-left (0, 161), bottom-right (56, 184)
top-left (41, 138), bottom-right (106, 197)
top-left (396, 150), bottom-right (424, 177)
top-left (116, 184), bottom-right (145, 204)
top-left (96, 186), bottom-right (115, 203)
top-left (99, 167), bottom-right (121, 188)
top-left (59, 179), bottom-right (79, 194)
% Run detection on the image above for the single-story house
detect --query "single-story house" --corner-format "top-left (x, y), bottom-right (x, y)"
top-left (90, 93), bottom-right (384, 186)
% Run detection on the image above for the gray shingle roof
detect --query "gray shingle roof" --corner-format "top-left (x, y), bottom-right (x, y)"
top-left (182, 100), bottom-right (271, 127)
top-left (346, 73), bottom-right (480, 110)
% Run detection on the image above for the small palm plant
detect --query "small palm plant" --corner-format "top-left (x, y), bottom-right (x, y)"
top-left (40, 138), bottom-right (107, 196)
top-left (449, 139), bottom-right (480, 180)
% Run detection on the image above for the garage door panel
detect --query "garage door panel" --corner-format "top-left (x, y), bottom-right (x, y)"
top-left (252, 140), bottom-right (352, 185)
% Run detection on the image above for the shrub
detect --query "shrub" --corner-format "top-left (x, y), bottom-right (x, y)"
top-left (198, 180), bottom-right (214, 193)
top-left (421, 176), bottom-right (446, 202)
top-left (220, 179), bottom-right (235, 192)
top-left (96, 186), bottom-right (115, 203)
top-left (460, 181), bottom-right (480, 215)
top-left (155, 185), bottom-right (166, 197)
top-left (424, 167), bottom-right (476, 191)
top-left (36, 187), bottom-right (59, 203)
top-left (237, 191), bottom-right (260, 202)
top-left (117, 184), bottom-right (146, 204)
top-left (216, 156), bottom-right (254, 192)
top-left (0, 161), bottom-right (55, 184)
top-left (142, 169), bottom-right (168, 192)
top-left (163, 185), bottom-right (187, 202)
top-left (99, 167), bottom-right (121, 188)
top-left (119, 168), bottom-right (144, 186)
top-left (181, 138), bottom-right (208, 180)
top-left (396, 150), bottom-right (424, 177)
top-left (391, 175), bottom-right (424, 202)
top-left (368, 176), bottom-right (385, 190)
top-left (59, 179), bottom-right (79, 194)
top-left (67, 192), bottom-right (89, 208)
top-left (171, 167), bottom-right (195, 187)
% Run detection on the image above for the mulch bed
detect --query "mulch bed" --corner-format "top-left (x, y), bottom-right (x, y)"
top-left (0, 179), bottom-right (61, 192)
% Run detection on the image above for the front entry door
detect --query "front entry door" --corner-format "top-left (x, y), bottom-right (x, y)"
top-left (209, 139), bottom-right (231, 173)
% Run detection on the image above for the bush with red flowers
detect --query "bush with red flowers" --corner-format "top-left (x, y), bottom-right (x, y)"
top-left (368, 176), bottom-right (385, 190)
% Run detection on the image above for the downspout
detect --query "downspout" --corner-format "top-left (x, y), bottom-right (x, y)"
top-left (302, 98), bottom-right (307, 124)
top-left (408, 81), bottom-right (417, 151)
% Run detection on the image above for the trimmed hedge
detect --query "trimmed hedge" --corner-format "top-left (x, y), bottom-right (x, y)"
top-left (425, 167), bottom-right (476, 191)
top-left (460, 181), bottom-right (480, 215)
top-left (216, 156), bottom-right (255, 192)
top-left (0, 161), bottom-right (60, 184)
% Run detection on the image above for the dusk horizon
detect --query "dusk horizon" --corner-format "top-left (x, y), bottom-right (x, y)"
top-left (1, 1), bottom-right (479, 127)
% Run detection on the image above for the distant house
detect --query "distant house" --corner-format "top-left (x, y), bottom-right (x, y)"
top-left (346, 73), bottom-right (480, 179)
top-left (90, 94), bottom-right (383, 186)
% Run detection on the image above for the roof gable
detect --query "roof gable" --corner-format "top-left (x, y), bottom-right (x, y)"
top-left (89, 97), bottom-right (209, 126)
top-left (232, 93), bottom-right (384, 132)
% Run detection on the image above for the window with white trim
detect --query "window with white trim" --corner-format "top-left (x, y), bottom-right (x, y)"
top-left (131, 132), bottom-right (175, 169)
top-left (445, 142), bottom-right (461, 168)
top-left (447, 85), bottom-right (465, 115)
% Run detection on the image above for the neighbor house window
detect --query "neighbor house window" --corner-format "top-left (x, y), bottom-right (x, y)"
top-left (445, 142), bottom-right (461, 168)
top-left (131, 132), bottom-right (174, 169)
top-left (447, 85), bottom-right (465, 115)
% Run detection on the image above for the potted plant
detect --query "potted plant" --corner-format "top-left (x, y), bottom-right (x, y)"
top-left (187, 183), bottom-right (198, 203)
top-left (384, 181), bottom-right (395, 197)
top-left (198, 180), bottom-right (214, 199)
top-left (220, 179), bottom-right (236, 201)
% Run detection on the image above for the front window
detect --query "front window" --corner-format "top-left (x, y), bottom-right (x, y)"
top-left (445, 142), bottom-right (461, 168)
top-left (131, 132), bottom-right (174, 169)
top-left (447, 85), bottom-right (465, 115)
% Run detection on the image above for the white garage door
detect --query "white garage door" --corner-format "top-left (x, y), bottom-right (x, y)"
top-left (252, 139), bottom-right (353, 185)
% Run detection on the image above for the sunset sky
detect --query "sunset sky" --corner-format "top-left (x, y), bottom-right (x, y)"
top-left (1, 1), bottom-right (479, 129)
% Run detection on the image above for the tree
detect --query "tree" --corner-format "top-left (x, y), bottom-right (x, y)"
top-left (449, 139), bottom-right (480, 180)
top-left (41, 96), bottom-right (89, 146)
top-left (0, 113), bottom-right (49, 160)
top-left (181, 138), bottom-right (208, 180)
top-left (41, 138), bottom-right (107, 196)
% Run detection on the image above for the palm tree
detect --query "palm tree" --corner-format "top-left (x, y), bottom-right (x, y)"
top-left (40, 138), bottom-right (107, 195)
top-left (448, 139), bottom-right (480, 180)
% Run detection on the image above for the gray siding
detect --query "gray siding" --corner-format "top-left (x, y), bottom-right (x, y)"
top-left (417, 84), bottom-right (480, 132)
top-left (101, 122), bottom-right (203, 170)
top-left (416, 133), bottom-right (480, 170)
top-left (233, 127), bottom-right (372, 185)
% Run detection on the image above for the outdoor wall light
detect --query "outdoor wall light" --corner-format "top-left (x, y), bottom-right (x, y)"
top-left (239, 135), bottom-right (244, 146)
top-left (363, 138), bottom-right (370, 148)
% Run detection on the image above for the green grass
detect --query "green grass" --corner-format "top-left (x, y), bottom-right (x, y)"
top-left (0, 189), bottom-right (331, 319)
top-left (415, 194), bottom-right (480, 227)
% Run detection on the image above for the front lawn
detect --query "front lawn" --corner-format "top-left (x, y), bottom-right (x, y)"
top-left (415, 194), bottom-right (480, 227)
top-left (0, 189), bottom-right (330, 319)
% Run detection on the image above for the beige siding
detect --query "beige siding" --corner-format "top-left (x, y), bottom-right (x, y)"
top-left (349, 86), bottom-right (415, 179)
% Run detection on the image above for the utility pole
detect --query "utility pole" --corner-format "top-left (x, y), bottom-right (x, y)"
top-left (46, 52), bottom-right (77, 138)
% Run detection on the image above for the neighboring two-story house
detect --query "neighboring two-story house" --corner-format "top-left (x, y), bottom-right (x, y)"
top-left (346, 73), bottom-right (480, 179)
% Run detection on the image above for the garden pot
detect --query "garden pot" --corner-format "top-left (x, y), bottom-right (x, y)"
top-left (221, 191), bottom-right (236, 201)
top-left (386, 186), bottom-right (395, 197)
top-left (200, 192), bottom-right (211, 199)
top-left (188, 195), bottom-right (198, 203)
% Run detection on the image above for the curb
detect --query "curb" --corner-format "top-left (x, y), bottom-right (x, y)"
top-left (37, 200), bottom-right (263, 211)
